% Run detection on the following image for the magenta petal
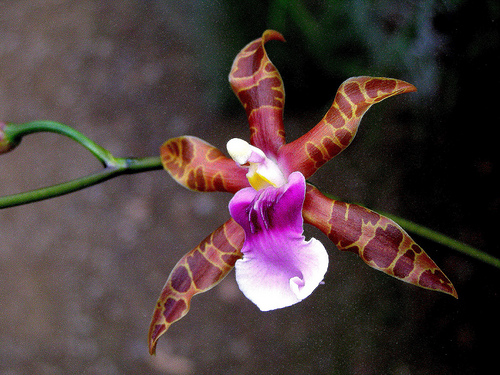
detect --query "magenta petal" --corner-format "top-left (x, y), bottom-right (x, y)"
top-left (228, 172), bottom-right (329, 311)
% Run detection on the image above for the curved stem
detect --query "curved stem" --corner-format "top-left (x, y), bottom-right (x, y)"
top-left (1, 121), bottom-right (164, 208)
top-left (6, 120), bottom-right (114, 165)
top-left (123, 156), bottom-right (165, 173)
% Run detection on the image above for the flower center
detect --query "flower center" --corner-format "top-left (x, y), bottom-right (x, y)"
top-left (227, 138), bottom-right (286, 190)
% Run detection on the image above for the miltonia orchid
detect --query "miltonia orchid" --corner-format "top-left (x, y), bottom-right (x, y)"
top-left (148, 30), bottom-right (456, 354)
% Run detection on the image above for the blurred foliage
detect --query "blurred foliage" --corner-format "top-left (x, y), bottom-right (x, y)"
top-left (193, 0), bottom-right (475, 111)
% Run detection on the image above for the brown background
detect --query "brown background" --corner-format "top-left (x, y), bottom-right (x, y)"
top-left (1, 1), bottom-right (498, 374)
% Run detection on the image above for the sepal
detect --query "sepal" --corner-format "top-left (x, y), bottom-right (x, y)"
top-left (302, 184), bottom-right (457, 298)
top-left (160, 136), bottom-right (249, 193)
top-left (148, 219), bottom-right (244, 354)
top-left (279, 77), bottom-right (416, 178)
top-left (229, 30), bottom-right (286, 157)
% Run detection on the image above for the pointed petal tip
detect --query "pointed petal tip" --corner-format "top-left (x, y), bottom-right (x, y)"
top-left (148, 310), bottom-right (167, 355)
top-left (262, 29), bottom-right (286, 43)
top-left (148, 340), bottom-right (157, 356)
top-left (148, 333), bottom-right (158, 355)
top-left (437, 278), bottom-right (458, 299)
top-left (415, 260), bottom-right (457, 299)
top-left (428, 281), bottom-right (458, 299)
top-left (397, 80), bottom-right (417, 94)
top-left (421, 276), bottom-right (457, 299)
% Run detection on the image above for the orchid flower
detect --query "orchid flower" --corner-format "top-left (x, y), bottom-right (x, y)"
top-left (148, 30), bottom-right (456, 354)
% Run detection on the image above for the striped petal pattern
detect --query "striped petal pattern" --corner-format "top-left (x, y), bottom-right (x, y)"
top-left (229, 30), bottom-right (286, 157)
top-left (278, 77), bottom-right (416, 178)
top-left (161, 136), bottom-right (249, 193)
top-left (148, 219), bottom-right (244, 354)
top-left (303, 184), bottom-right (457, 297)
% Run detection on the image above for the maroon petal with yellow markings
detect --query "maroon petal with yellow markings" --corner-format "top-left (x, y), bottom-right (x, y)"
top-left (229, 30), bottom-right (286, 157)
top-left (303, 184), bottom-right (457, 298)
top-left (148, 218), bottom-right (244, 355)
top-left (160, 136), bottom-right (249, 193)
top-left (278, 76), bottom-right (417, 178)
top-left (151, 30), bottom-right (456, 354)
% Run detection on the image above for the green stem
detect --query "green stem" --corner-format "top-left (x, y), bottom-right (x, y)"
top-left (1, 121), bottom-right (163, 209)
top-left (0, 156), bottom-right (163, 209)
top-left (5, 120), bottom-right (114, 165)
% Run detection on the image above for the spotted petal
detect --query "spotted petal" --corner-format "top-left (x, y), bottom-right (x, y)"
top-left (229, 30), bottom-right (286, 158)
top-left (229, 172), bottom-right (329, 311)
top-left (278, 77), bottom-right (417, 178)
top-left (303, 184), bottom-right (457, 297)
top-left (160, 136), bottom-right (249, 193)
top-left (148, 218), bottom-right (244, 354)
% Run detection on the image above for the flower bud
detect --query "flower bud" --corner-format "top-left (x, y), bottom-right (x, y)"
top-left (0, 121), bottom-right (19, 153)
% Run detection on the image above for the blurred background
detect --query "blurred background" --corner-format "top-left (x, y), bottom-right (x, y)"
top-left (0, 0), bottom-right (498, 374)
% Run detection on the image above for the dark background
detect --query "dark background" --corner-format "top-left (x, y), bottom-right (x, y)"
top-left (0, 0), bottom-right (498, 374)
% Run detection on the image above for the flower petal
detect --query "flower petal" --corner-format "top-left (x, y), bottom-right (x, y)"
top-left (303, 184), bottom-right (457, 298)
top-left (229, 30), bottom-right (286, 157)
top-left (278, 77), bottom-right (417, 178)
top-left (160, 136), bottom-right (249, 193)
top-left (148, 218), bottom-right (244, 354)
top-left (229, 172), bottom-right (329, 311)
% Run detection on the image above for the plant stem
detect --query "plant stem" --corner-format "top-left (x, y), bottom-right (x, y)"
top-left (5, 120), bottom-right (113, 165)
top-left (0, 156), bottom-right (163, 209)
top-left (1, 121), bottom-right (164, 208)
